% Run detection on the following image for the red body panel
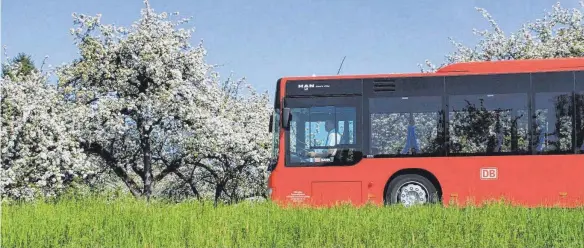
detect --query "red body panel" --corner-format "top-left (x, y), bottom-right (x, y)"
top-left (269, 58), bottom-right (584, 208)
top-left (270, 155), bottom-right (584, 207)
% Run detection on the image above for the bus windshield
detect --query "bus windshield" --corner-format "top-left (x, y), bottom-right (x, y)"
top-left (287, 105), bottom-right (358, 165)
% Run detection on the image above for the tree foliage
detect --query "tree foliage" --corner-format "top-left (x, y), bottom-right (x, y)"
top-left (2, 52), bottom-right (37, 80)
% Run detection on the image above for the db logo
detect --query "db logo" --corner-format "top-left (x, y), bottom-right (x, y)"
top-left (480, 167), bottom-right (498, 180)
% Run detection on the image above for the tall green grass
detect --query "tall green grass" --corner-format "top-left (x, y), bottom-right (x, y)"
top-left (3, 195), bottom-right (584, 247)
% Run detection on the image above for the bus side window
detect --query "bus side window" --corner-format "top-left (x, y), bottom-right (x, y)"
top-left (446, 73), bottom-right (531, 156)
top-left (532, 71), bottom-right (575, 155)
top-left (369, 96), bottom-right (444, 157)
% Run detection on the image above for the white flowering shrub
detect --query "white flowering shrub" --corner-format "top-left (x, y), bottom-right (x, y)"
top-left (1, 63), bottom-right (95, 201)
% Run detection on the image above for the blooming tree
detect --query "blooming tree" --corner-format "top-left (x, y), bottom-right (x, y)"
top-left (57, 1), bottom-right (221, 199)
top-left (160, 74), bottom-right (271, 204)
top-left (57, 1), bottom-right (271, 201)
top-left (193, 76), bottom-right (270, 205)
top-left (1, 60), bottom-right (94, 201)
top-left (421, 1), bottom-right (584, 71)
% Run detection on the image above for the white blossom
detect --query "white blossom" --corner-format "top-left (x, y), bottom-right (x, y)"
top-left (1, 65), bottom-right (95, 201)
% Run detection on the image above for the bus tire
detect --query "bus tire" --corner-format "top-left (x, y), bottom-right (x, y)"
top-left (385, 174), bottom-right (439, 206)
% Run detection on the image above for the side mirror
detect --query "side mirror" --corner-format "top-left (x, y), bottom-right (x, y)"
top-left (267, 158), bottom-right (276, 172)
top-left (269, 115), bottom-right (274, 133)
top-left (282, 108), bottom-right (291, 129)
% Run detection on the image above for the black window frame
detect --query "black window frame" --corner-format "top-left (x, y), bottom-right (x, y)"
top-left (531, 71), bottom-right (576, 155)
top-left (574, 71), bottom-right (584, 153)
top-left (445, 73), bottom-right (532, 156)
top-left (363, 76), bottom-right (447, 158)
top-left (361, 70), bottom-right (584, 158)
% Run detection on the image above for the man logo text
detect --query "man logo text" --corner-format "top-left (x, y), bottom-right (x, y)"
top-left (480, 168), bottom-right (498, 180)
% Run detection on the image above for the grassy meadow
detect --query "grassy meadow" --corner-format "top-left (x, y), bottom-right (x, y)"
top-left (3, 195), bottom-right (584, 247)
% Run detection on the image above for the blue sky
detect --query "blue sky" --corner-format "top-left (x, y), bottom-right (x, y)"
top-left (2, 0), bottom-right (582, 95)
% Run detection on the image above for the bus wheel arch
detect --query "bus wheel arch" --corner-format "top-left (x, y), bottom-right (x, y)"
top-left (383, 169), bottom-right (443, 206)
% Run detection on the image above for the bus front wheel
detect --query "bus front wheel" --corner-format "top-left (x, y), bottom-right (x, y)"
top-left (385, 174), bottom-right (439, 207)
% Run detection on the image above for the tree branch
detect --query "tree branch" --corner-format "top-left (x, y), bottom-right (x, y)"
top-left (155, 154), bottom-right (187, 181)
top-left (80, 141), bottom-right (142, 197)
top-left (174, 170), bottom-right (201, 200)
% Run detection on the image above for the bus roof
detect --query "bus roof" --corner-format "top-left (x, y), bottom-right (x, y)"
top-left (279, 57), bottom-right (584, 81)
top-left (437, 57), bottom-right (584, 73)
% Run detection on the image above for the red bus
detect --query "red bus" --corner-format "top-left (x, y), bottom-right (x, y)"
top-left (267, 57), bottom-right (584, 208)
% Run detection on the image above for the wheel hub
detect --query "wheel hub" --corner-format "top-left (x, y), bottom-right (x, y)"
top-left (399, 183), bottom-right (428, 207)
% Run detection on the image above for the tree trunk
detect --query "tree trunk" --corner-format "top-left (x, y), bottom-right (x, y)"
top-left (188, 181), bottom-right (201, 200)
top-left (214, 182), bottom-right (225, 208)
top-left (142, 147), bottom-right (153, 200)
top-left (141, 128), bottom-right (153, 201)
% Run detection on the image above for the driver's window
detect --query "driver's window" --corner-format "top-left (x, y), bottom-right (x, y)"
top-left (288, 106), bottom-right (357, 165)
